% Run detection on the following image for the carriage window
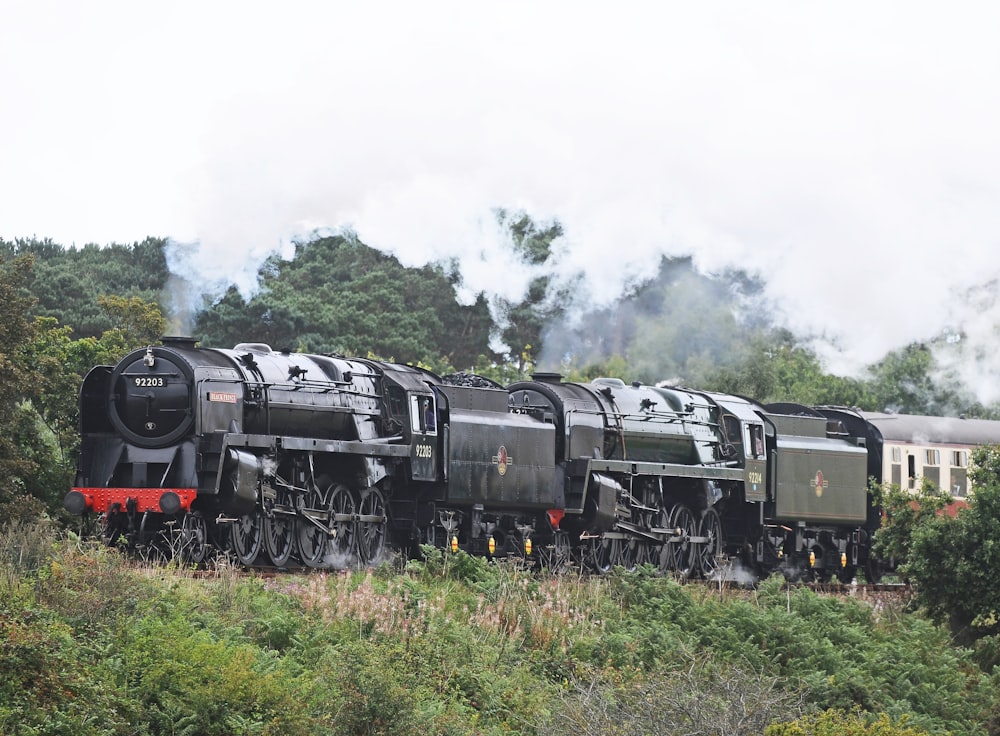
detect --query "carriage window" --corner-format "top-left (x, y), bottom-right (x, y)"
top-left (891, 447), bottom-right (902, 463)
top-left (952, 450), bottom-right (967, 468)
top-left (925, 449), bottom-right (940, 466)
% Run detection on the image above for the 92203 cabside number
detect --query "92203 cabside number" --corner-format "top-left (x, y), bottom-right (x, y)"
top-left (133, 377), bottom-right (166, 388)
top-left (414, 444), bottom-right (433, 459)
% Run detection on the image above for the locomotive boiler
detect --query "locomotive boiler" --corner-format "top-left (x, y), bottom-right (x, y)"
top-left (65, 337), bottom-right (881, 581)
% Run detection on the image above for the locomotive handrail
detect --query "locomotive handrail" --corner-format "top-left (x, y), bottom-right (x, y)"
top-left (264, 379), bottom-right (381, 396)
top-left (221, 433), bottom-right (412, 456)
top-left (563, 405), bottom-right (721, 431)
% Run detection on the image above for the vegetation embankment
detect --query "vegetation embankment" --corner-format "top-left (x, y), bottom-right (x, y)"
top-left (2, 522), bottom-right (997, 735)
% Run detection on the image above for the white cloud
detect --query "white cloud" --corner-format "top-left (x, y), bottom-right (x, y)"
top-left (3, 1), bottom-right (1000, 391)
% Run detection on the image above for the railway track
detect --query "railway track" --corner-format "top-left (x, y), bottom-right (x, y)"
top-left (181, 553), bottom-right (915, 603)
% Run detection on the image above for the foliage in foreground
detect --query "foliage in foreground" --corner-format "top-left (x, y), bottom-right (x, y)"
top-left (873, 445), bottom-right (1000, 664)
top-left (1, 523), bottom-right (997, 735)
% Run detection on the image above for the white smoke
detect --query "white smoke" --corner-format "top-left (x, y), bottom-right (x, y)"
top-left (3, 3), bottom-right (1000, 397)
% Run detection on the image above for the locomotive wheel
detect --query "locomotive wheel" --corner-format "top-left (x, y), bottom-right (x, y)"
top-left (264, 490), bottom-right (296, 568)
top-left (586, 535), bottom-right (614, 574)
top-left (696, 508), bottom-right (723, 577)
top-left (298, 483), bottom-right (332, 569)
top-left (812, 563), bottom-right (833, 584)
top-left (179, 511), bottom-right (209, 564)
top-left (656, 506), bottom-right (674, 573)
top-left (99, 511), bottom-right (126, 548)
top-left (634, 539), bottom-right (658, 569)
top-left (356, 488), bottom-right (387, 565)
top-left (230, 507), bottom-right (264, 566)
top-left (665, 504), bottom-right (697, 579)
top-left (328, 484), bottom-right (357, 565)
top-left (138, 511), bottom-right (155, 548)
top-left (864, 556), bottom-right (885, 585)
top-left (611, 537), bottom-right (638, 572)
top-left (837, 563), bottom-right (857, 585)
top-left (139, 512), bottom-right (168, 562)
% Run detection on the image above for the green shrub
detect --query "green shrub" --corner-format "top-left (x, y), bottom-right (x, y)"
top-left (0, 611), bottom-right (138, 735)
top-left (543, 652), bottom-right (806, 736)
top-left (766, 708), bottom-right (932, 735)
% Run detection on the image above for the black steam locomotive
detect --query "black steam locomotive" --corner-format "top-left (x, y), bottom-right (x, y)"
top-left (65, 337), bottom-right (885, 580)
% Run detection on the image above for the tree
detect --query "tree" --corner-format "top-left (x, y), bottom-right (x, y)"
top-left (900, 445), bottom-right (1000, 646)
top-left (95, 294), bottom-right (167, 348)
top-left (0, 254), bottom-right (42, 519)
top-left (537, 256), bottom-right (776, 389)
top-left (194, 235), bottom-right (497, 369)
top-left (866, 342), bottom-right (985, 417)
top-left (13, 297), bottom-right (168, 516)
top-left (492, 211), bottom-right (567, 374)
top-left (871, 479), bottom-right (952, 576)
top-left (14, 237), bottom-right (169, 338)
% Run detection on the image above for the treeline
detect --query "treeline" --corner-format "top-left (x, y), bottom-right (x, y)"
top-left (7, 231), bottom-right (996, 407)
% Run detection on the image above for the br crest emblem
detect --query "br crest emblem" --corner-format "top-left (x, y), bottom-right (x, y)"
top-left (492, 445), bottom-right (513, 476)
top-left (813, 470), bottom-right (828, 498)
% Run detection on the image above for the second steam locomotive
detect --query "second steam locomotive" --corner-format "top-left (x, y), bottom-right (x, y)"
top-left (65, 336), bottom-right (963, 581)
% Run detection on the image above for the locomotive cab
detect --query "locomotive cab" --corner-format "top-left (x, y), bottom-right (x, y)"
top-left (709, 395), bottom-right (770, 503)
top-left (377, 365), bottom-right (440, 482)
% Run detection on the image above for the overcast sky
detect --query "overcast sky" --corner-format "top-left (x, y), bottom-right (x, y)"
top-left (3, 2), bottom-right (1000, 393)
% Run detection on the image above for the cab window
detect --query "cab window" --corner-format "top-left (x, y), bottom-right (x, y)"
top-left (746, 424), bottom-right (765, 459)
top-left (409, 394), bottom-right (437, 435)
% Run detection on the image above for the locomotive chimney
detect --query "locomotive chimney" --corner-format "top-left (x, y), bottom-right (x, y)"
top-left (160, 336), bottom-right (199, 349)
top-left (531, 372), bottom-right (563, 384)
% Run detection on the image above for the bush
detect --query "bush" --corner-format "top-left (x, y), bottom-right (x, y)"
top-left (543, 652), bottom-right (806, 736)
top-left (2, 539), bottom-right (998, 734)
top-left (767, 709), bottom-right (932, 735)
top-left (0, 611), bottom-right (138, 735)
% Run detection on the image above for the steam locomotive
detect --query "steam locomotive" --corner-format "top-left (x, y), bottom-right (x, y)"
top-left (64, 336), bottom-right (949, 581)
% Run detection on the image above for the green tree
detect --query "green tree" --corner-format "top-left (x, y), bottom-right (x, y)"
top-left (11, 237), bottom-right (169, 337)
top-left (871, 479), bottom-right (951, 574)
top-left (95, 294), bottom-right (167, 348)
top-left (901, 445), bottom-right (1000, 646)
top-left (677, 328), bottom-right (872, 407)
top-left (13, 297), bottom-right (167, 515)
top-left (0, 254), bottom-right (42, 519)
top-left (492, 211), bottom-right (567, 374)
top-left (539, 257), bottom-right (774, 390)
top-left (194, 235), bottom-right (497, 370)
top-left (865, 342), bottom-right (985, 417)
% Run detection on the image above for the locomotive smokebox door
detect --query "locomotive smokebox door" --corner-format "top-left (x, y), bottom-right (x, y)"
top-left (409, 393), bottom-right (438, 481)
